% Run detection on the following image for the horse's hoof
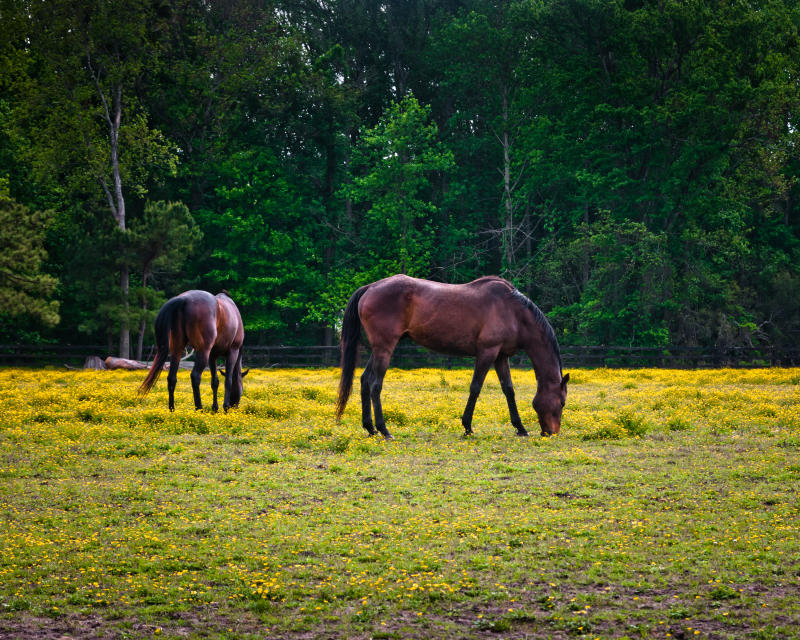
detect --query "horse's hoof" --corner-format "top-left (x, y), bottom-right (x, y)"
top-left (516, 430), bottom-right (529, 437)
top-left (462, 430), bottom-right (473, 438)
top-left (383, 433), bottom-right (394, 441)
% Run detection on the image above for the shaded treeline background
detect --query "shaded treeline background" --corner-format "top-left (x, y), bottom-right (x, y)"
top-left (1, 0), bottom-right (799, 357)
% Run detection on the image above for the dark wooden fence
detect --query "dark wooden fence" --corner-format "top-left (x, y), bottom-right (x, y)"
top-left (1, 343), bottom-right (799, 368)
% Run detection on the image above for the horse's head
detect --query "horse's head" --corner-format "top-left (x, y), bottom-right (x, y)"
top-left (222, 367), bottom-right (249, 408)
top-left (533, 373), bottom-right (569, 436)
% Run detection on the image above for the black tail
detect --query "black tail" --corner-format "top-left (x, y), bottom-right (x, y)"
top-left (138, 296), bottom-right (186, 396)
top-left (335, 285), bottom-right (369, 420)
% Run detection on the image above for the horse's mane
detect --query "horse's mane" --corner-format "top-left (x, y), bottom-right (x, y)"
top-left (467, 275), bottom-right (508, 287)
top-left (510, 287), bottom-right (562, 373)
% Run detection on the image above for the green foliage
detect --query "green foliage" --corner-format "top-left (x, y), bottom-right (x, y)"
top-left (343, 94), bottom-right (455, 277)
top-left (196, 149), bottom-right (322, 334)
top-left (0, 192), bottom-right (59, 329)
top-left (129, 201), bottom-right (201, 280)
top-left (127, 200), bottom-right (201, 354)
top-left (614, 410), bottom-right (650, 437)
top-left (0, 0), bottom-right (798, 348)
top-left (536, 217), bottom-right (674, 346)
top-left (18, 0), bottom-right (176, 205)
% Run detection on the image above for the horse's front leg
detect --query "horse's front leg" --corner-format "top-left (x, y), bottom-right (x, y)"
top-left (209, 359), bottom-right (219, 413)
top-left (494, 355), bottom-right (527, 436)
top-left (461, 349), bottom-right (499, 435)
top-left (222, 351), bottom-right (237, 412)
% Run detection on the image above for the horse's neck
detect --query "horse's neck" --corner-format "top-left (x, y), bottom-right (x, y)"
top-left (524, 329), bottom-right (561, 388)
top-left (530, 357), bottom-right (562, 389)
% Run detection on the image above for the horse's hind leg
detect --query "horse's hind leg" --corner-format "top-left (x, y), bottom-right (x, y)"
top-left (368, 349), bottom-right (394, 440)
top-left (461, 348), bottom-right (500, 435)
top-left (190, 350), bottom-right (209, 411)
top-left (494, 355), bottom-right (527, 436)
top-left (360, 356), bottom-right (377, 436)
top-left (167, 354), bottom-right (180, 412)
top-left (209, 358), bottom-right (219, 413)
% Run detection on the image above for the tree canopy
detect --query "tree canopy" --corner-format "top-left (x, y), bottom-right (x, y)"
top-left (1, 0), bottom-right (798, 350)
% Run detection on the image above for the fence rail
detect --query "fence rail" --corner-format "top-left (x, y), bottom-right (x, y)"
top-left (1, 343), bottom-right (799, 368)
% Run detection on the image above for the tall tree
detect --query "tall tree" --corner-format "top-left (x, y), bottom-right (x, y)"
top-left (128, 201), bottom-right (202, 360)
top-left (17, 0), bottom-right (176, 356)
top-left (343, 94), bottom-right (455, 276)
top-left (431, 2), bottom-right (540, 281)
top-left (0, 191), bottom-right (59, 334)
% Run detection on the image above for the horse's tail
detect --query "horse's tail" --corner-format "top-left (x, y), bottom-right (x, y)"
top-left (138, 296), bottom-right (186, 396)
top-left (335, 285), bottom-right (369, 420)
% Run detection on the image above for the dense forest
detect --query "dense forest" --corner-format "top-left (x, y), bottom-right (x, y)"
top-left (1, 0), bottom-right (799, 356)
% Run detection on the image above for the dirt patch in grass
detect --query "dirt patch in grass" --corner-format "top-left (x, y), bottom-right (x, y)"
top-left (0, 614), bottom-right (139, 640)
top-left (2, 581), bottom-right (799, 640)
top-left (0, 607), bottom-right (267, 640)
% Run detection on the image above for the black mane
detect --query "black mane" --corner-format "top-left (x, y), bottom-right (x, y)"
top-left (510, 288), bottom-right (562, 372)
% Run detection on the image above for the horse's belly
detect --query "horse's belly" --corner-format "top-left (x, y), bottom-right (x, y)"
top-left (406, 328), bottom-right (479, 357)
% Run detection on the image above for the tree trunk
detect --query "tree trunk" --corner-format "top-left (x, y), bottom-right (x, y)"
top-left (500, 84), bottom-right (514, 277)
top-left (110, 82), bottom-right (130, 358)
top-left (89, 51), bottom-right (129, 358)
top-left (119, 263), bottom-right (130, 358)
top-left (136, 317), bottom-right (146, 361)
top-left (136, 270), bottom-right (151, 361)
top-left (323, 127), bottom-right (337, 357)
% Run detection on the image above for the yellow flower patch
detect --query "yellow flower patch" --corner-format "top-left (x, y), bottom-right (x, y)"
top-left (0, 366), bottom-right (798, 635)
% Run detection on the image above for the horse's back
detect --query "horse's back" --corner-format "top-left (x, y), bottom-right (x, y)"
top-left (359, 275), bottom-right (521, 355)
top-left (411, 275), bottom-right (515, 316)
top-left (178, 289), bottom-right (217, 310)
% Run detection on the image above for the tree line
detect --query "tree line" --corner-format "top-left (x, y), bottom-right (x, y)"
top-left (1, 0), bottom-right (799, 356)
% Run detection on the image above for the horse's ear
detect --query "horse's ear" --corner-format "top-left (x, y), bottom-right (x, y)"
top-left (242, 368), bottom-right (250, 378)
top-left (561, 373), bottom-right (570, 388)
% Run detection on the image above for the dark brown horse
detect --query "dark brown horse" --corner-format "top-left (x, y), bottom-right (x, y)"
top-left (139, 290), bottom-right (247, 412)
top-left (336, 275), bottom-right (569, 438)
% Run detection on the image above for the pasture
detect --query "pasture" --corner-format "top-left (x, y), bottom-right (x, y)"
top-left (1, 366), bottom-right (798, 639)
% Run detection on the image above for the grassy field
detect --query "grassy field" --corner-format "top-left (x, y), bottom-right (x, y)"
top-left (0, 366), bottom-right (798, 639)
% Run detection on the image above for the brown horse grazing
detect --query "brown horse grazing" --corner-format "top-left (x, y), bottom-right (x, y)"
top-left (336, 275), bottom-right (569, 439)
top-left (139, 290), bottom-right (248, 412)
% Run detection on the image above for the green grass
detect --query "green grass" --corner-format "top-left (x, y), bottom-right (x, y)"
top-left (0, 366), bottom-right (799, 639)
